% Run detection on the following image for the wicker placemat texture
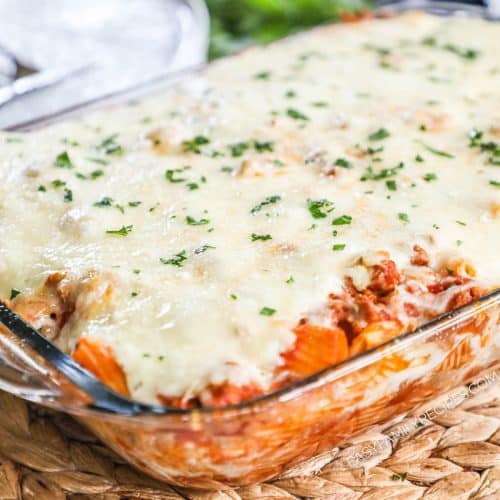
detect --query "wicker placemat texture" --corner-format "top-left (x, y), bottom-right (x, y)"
top-left (0, 375), bottom-right (499, 500)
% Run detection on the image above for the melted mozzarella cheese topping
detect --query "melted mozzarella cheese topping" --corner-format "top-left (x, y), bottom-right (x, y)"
top-left (0, 12), bottom-right (499, 403)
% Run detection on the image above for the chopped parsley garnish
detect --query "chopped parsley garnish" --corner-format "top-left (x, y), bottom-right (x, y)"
top-left (417, 140), bottom-right (454, 158)
top-left (182, 135), bottom-right (210, 154)
top-left (398, 212), bottom-right (410, 223)
top-left (38, 185), bottom-right (46, 192)
top-left (87, 157), bottom-right (109, 165)
top-left (51, 179), bottom-right (66, 188)
top-left (90, 169), bottom-right (104, 179)
top-left (165, 168), bottom-right (187, 183)
top-left (419, 123), bottom-right (427, 131)
top-left (229, 141), bottom-right (250, 157)
top-left (251, 195), bottom-right (281, 214)
top-left (468, 128), bottom-right (483, 147)
top-left (285, 90), bottom-right (296, 98)
top-left (386, 180), bottom-right (397, 191)
top-left (312, 101), bottom-right (328, 107)
top-left (332, 243), bottom-right (346, 251)
top-left (230, 293), bottom-right (238, 300)
top-left (254, 140), bottom-right (275, 152)
top-left (307, 198), bottom-right (334, 219)
top-left (106, 225), bottom-right (133, 236)
top-left (220, 166), bottom-right (233, 173)
top-left (133, 269), bottom-right (141, 274)
top-left (467, 130), bottom-right (500, 165)
top-left (334, 158), bottom-right (353, 169)
top-left (10, 289), bottom-right (21, 300)
top-left (360, 162), bottom-right (404, 181)
top-left (94, 197), bottom-right (114, 207)
top-left (97, 134), bottom-right (124, 156)
top-left (254, 71), bottom-right (271, 80)
top-left (186, 215), bottom-right (210, 226)
top-left (456, 240), bottom-right (463, 247)
top-left (160, 250), bottom-right (187, 267)
top-left (286, 276), bottom-right (294, 284)
top-left (368, 128), bottom-right (390, 141)
top-left (456, 220), bottom-right (467, 226)
top-left (131, 292), bottom-right (139, 297)
top-left (490, 180), bottom-right (500, 188)
top-left (55, 151), bottom-right (73, 169)
top-left (421, 37), bottom-right (480, 60)
top-left (63, 188), bottom-right (73, 203)
top-left (251, 233), bottom-right (272, 241)
top-left (128, 201), bottom-right (142, 207)
top-left (286, 108), bottom-right (309, 121)
top-left (332, 215), bottom-right (352, 225)
top-left (415, 154), bottom-right (424, 162)
top-left (423, 172), bottom-right (438, 182)
top-left (260, 307), bottom-right (276, 316)
top-left (186, 182), bottom-right (199, 191)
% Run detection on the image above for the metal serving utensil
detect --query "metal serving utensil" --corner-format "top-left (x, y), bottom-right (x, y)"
top-left (0, 301), bottom-right (168, 414)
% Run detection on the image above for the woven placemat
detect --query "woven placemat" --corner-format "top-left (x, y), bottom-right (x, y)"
top-left (0, 375), bottom-right (499, 500)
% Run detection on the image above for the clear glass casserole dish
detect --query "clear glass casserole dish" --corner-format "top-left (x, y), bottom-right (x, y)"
top-left (0, 0), bottom-right (499, 489)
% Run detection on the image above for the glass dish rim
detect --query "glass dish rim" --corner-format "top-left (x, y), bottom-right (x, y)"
top-left (2, 0), bottom-right (499, 418)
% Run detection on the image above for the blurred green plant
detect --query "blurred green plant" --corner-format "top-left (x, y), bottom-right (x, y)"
top-left (206, 0), bottom-right (372, 59)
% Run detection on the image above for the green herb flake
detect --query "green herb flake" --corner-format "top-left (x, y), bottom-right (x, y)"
top-left (63, 188), bottom-right (73, 203)
top-left (415, 154), bottom-right (424, 162)
top-left (133, 269), bottom-right (141, 274)
top-left (55, 151), bottom-right (74, 169)
top-left (332, 243), bottom-right (346, 251)
top-left (186, 182), bottom-right (199, 191)
top-left (456, 240), bottom-right (463, 247)
top-left (97, 134), bottom-right (124, 156)
top-left (251, 195), bottom-right (281, 215)
top-left (90, 169), bottom-right (104, 179)
top-left (286, 276), bottom-right (294, 284)
top-left (489, 180), bottom-right (500, 188)
top-left (87, 157), bottom-right (109, 165)
top-left (259, 307), bottom-right (276, 316)
top-left (106, 225), bottom-right (133, 237)
top-left (94, 197), bottom-right (114, 207)
top-left (230, 293), bottom-right (238, 300)
top-left (332, 215), bottom-right (352, 225)
top-left (368, 128), bottom-right (390, 141)
top-left (254, 70), bottom-right (271, 80)
top-left (456, 220), bottom-right (467, 226)
top-left (386, 179), bottom-right (397, 191)
top-left (220, 166), bottom-right (233, 173)
top-left (254, 140), bottom-right (275, 152)
top-left (417, 140), bottom-right (454, 158)
top-left (186, 215), bottom-right (210, 226)
top-left (160, 250), bottom-right (187, 267)
top-left (307, 198), bottom-right (334, 219)
top-left (398, 212), bottom-right (410, 223)
top-left (286, 108), bottom-right (309, 121)
top-left (10, 289), bottom-right (21, 300)
top-left (182, 135), bottom-right (210, 154)
top-left (361, 162), bottom-right (404, 181)
top-left (251, 233), bottom-right (272, 241)
top-left (131, 291), bottom-right (139, 297)
top-left (37, 185), bottom-right (47, 192)
top-left (285, 90), bottom-right (296, 98)
top-left (165, 168), bottom-right (187, 183)
top-left (423, 172), bottom-right (438, 182)
top-left (51, 179), bottom-right (66, 188)
top-left (229, 141), bottom-right (250, 157)
top-left (334, 157), bottom-right (353, 169)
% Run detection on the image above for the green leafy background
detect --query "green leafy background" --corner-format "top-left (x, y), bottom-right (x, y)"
top-left (206, 0), bottom-right (372, 59)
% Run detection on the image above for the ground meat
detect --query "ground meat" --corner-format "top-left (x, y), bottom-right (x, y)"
top-left (411, 245), bottom-right (430, 266)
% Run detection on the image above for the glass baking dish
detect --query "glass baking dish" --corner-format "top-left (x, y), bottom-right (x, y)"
top-left (1, 0), bottom-right (499, 489)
